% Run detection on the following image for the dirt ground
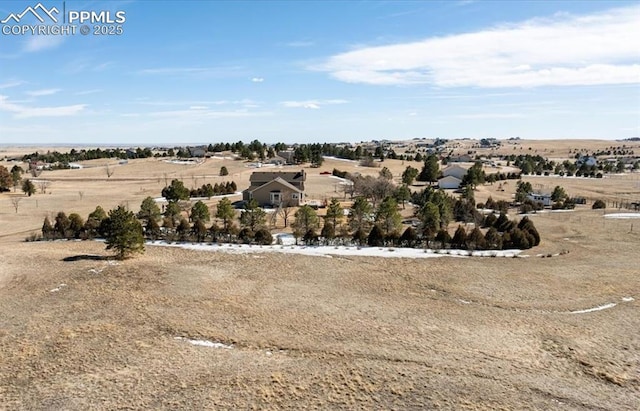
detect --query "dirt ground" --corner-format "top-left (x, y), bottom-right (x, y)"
top-left (1, 141), bottom-right (639, 409)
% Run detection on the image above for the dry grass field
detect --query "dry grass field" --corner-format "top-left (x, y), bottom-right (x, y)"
top-left (1, 141), bottom-right (639, 409)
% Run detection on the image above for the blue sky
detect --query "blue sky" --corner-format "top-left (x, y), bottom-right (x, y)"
top-left (0, 0), bottom-right (638, 145)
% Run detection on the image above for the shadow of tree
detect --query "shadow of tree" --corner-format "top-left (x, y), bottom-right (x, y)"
top-left (62, 254), bottom-right (109, 262)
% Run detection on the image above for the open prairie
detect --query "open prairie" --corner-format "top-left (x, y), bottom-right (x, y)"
top-left (1, 141), bottom-right (639, 409)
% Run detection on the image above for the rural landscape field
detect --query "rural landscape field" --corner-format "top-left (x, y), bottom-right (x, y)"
top-left (1, 138), bottom-right (639, 410)
top-left (2, 0), bottom-right (639, 409)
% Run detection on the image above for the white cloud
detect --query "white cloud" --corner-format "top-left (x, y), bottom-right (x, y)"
top-left (281, 99), bottom-right (348, 109)
top-left (26, 88), bottom-right (61, 96)
top-left (0, 95), bottom-right (86, 118)
top-left (316, 5), bottom-right (640, 88)
top-left (0, 80), bottom-right (25, 89)
top-left (75, 89), bottom-right (103, 96)
top-left (23, 35), bottom-right (64, 52)
top-left (251, 77), bottom-right (264, 83)
top-left (285, 40), bottom-right (314, 47)
top-left (137, 66), bottom-right (245, 77)
top-left (455, 113), bottom-right (525, 119)
top-left (147, 108), bottom-right (270, 119)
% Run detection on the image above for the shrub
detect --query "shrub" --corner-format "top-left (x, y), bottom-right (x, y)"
top-left (254, 228), bottom-right (273, 245)
top-left (592, 199), bottom-right (606, 209)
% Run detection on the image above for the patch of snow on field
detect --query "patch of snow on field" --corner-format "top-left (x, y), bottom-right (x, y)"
top-left (154, 192), bottom-right (241, 203)
top-left (622, 297), bottom-right (634, 302)
top-left (164, 159), bottom-right (201, 165)
top-left (49, 284), bottom-right (67, 292)
top-left (570, 303), bottom-right (616, 314)
top-left (174, 337), bottom-right (233, 349)
top-left (148, 241), bottom-right (522, 259)
top-left (604, 213), bottom-right (640, 219)
top-left (324, 156), bottom-right (357, 163)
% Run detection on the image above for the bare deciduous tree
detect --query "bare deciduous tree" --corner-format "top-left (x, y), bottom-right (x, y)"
top-left (39, 180), bottom-right (49, 194)
top-left (276, 188), bottom-right (297, 228)
top-left (106, 164), bottom-right (114, 178)
top-left (10, 197), bottom-right (21, 213)
top-left (79, 191), bottom-right (84, 200)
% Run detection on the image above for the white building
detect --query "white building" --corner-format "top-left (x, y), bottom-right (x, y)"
top-left (441, 164), bottom-right (470, 180)
top-left (438, 175), bottom-right (462, 190)
top-left (526, 193), bottom-right (552, 207)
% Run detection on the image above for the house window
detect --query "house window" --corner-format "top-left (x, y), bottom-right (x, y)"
top-left (270, 192), bottom-right (281, 203)
top-left (291, 193), bottom-right (299, 200)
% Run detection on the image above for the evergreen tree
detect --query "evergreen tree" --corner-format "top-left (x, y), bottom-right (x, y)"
top-left (517, 216), bottom-right (540, 246)
top-left (239, 199), bottom-right (266, 231)
top-left (466, 226), bottom-right (486, 250)
top-left (292, 205), bottom-right (319, 234)
top-left (401, 166), bottom-right (419, 185)
top-left (162, 179), bottom-right (190, 202)
top-left (417, 154), bottom-right (440, 183)
top-left (190, 200), bottom-right (211, 223)
top-left (216, 197), bottom-right (236, 233)
top-left (102, 205), bottom-right (145, 259)
top-left (219, 166), bottom-right (229, 176)
top-left (176, 218), bottom-right (191, 241)
top-left (68, 213), bottom-right (85, 239)
top-left (452, 225), bottom-right (467, 249)
top-left (191, 220), bottom-right (208, 242)
top-left (379, 166), bottom-right (393, 180)
top-left (42, 216), bottom-right (54, 240)
top-left (367, 225), bottom-right (385, 247)
top-left (435, 229), bottom-right (451, 249)
top-left (400, 226), bottom-right (417, 247)
top-left (348, 196), bottom-right (373, 234)
top-left (137, 197), bottom-right (162, 225)
top-left (54, 211), bottom-right (71, 239)
top-left (375, 196), bottom-right (402, 237)
top-left (22, 179), bottom-right (36, 196)
top-left (484, 227), bottom-right (502, 250)
top-left (324, 198), bottom-right (344, 229)
top-left (254, 228), bottom-right (273, 245)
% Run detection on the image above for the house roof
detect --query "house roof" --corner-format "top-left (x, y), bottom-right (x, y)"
top-left (438, 175), bottom-right (462, 183)
top-left (249, 170), bottom-right (305, 183)
top-left (248, 177), bottom-right (303, 194)
top-left (443, 164), bottom-right (470, 172)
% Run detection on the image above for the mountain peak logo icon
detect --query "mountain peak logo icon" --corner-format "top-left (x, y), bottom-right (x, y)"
top-left (1, 3), bottom-right (60, 24)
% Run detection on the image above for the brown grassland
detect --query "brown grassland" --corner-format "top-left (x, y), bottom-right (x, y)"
top-left (1, 140), bottom-right (639, 409)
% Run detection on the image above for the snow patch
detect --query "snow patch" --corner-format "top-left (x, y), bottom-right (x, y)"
top-left (324, 156), bottom-right (357, 163)
top-left (148, 241), bottom-right (522, 259)
top-left (604, 213), bottom-right (640, 219)
top-left (174, 337), bottom-right (233, 349)
top-left (622, 297), bottom-right (634, 302)
top-left (570, 303), bottom-right (616, 314)
top-left (49, 283), bottom-right (67, 293)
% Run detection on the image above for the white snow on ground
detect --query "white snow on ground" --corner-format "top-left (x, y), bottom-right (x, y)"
top-left (163, 159), bottom-right (202, 165)
top-left (154, 192), bottom-right (241, 203)
top-left (147, 241), bottom-right (522, 259)
top-left (622, 297), bottom-right (634, 302)
top-left (604, 213), bottom-right (640, 219)
top-left (50, 284), bottom-right (67, 292)
top-left (570, 302), bottom-right (617, 314)
top-left (324, 156), bottom-right (357, 163)
top-left (174, 337), bottom-right (233, 349)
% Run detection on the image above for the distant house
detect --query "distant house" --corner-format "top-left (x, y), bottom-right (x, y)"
top-left (438, 175), bottom-right (462, 190)
top-left (441, 164), bottom-right (470, 180)
top-left (576, 155), bottom-right (597, 167)
top-left (188, 146), bottom-right (207, 158)
top-left (277, 151), bottom-right (296, 165)
top-left (527, 193), bottom-right (552, 207)
top-left (243, 170), bottom-right (306, 206)
top-left (449, 154), bottom-right (473, 163)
